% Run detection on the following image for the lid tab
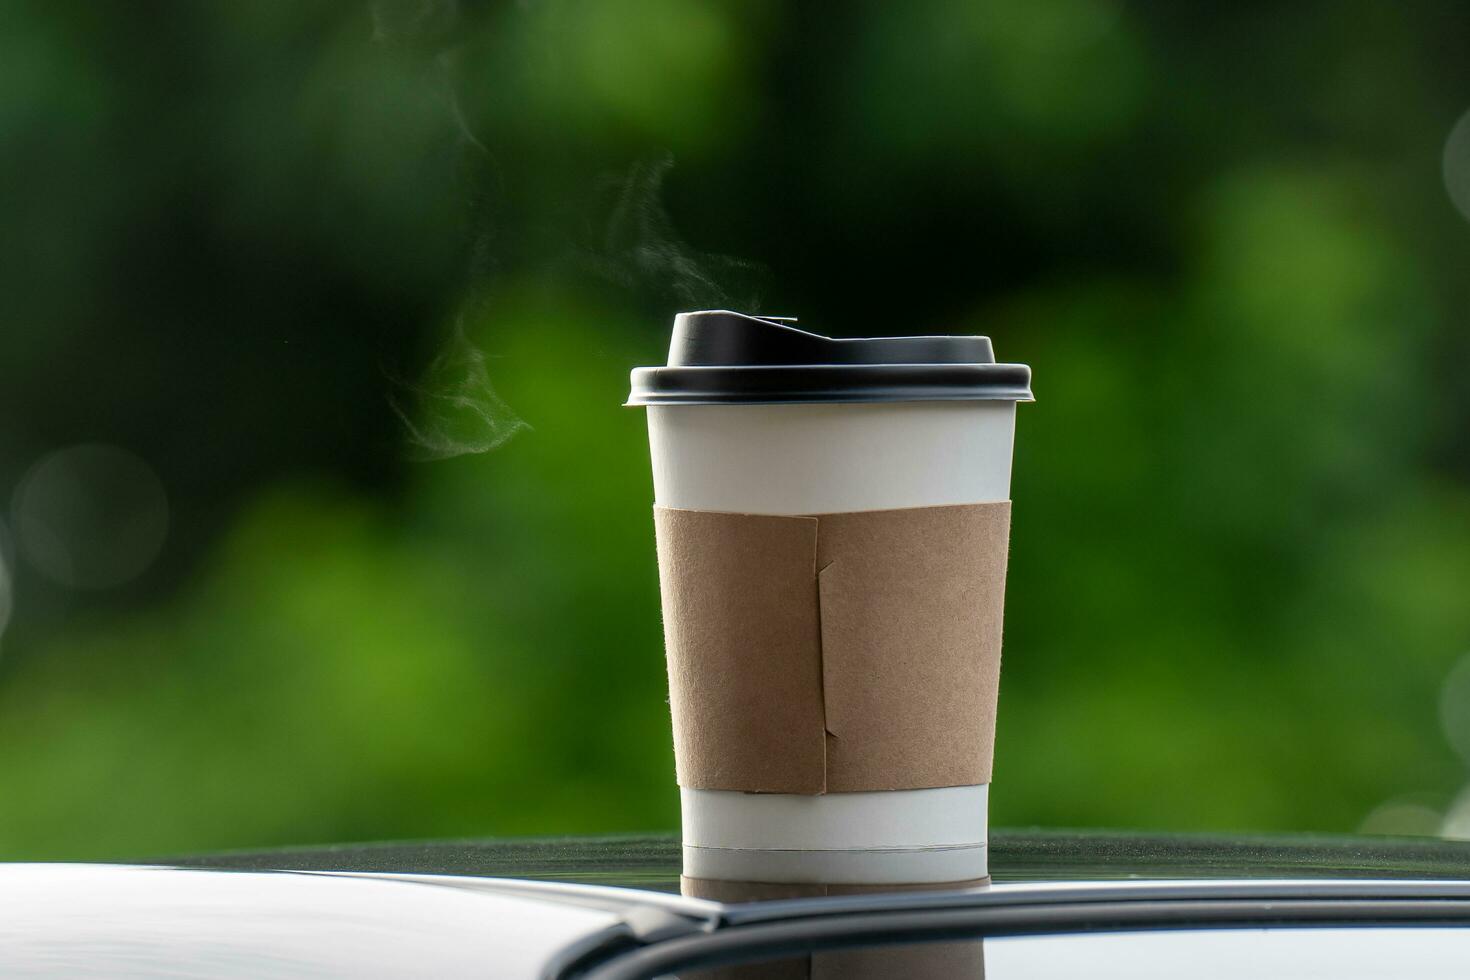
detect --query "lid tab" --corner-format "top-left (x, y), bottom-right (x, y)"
top-left (668, 310), bottom-right (996, 367)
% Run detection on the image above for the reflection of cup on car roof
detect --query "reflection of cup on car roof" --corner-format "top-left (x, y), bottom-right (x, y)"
top-left (629, 311), bottom-right (1033, 885)
top-left (675, 939), bottom-right (987, 980)
top-left (680, 873), bottom-right (987, 980)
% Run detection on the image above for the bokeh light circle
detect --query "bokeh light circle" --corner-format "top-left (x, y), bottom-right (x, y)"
top-left (1444, 109), bottom-right (1470, 222)
top-left (1441, 786), bottom-right (1470, 841)
top-left (11, 444), bottom-right (169, 590)
top-left (1359, 799), bottom-right (1442, 837)
top-left (0, 519), bottom-right (12, 642)
top-left (1438, 651), bottom-right (1470, 767)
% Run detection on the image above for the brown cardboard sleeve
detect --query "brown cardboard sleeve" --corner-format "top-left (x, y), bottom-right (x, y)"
top-left (653, 501), bottom-right (1010, 794)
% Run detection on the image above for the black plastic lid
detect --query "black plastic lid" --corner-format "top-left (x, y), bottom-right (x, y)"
top-left (626, 310), bottom-right (1034, 406)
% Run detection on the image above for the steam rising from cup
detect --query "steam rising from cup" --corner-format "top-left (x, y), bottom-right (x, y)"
top-left (387, 321), bottom-right (530, 461)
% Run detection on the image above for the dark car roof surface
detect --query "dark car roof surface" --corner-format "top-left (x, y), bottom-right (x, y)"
top-left (163, 829), bottom-right (1470, 890)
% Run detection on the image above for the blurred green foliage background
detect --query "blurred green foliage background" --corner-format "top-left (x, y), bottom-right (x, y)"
top-left (3, 0), bottom-right (1470, 860)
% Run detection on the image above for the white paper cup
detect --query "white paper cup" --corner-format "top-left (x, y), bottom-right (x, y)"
top-left (652, 401), bottom-right (1012, 883)
top-left (630, 311), bottom-right (1031, 885)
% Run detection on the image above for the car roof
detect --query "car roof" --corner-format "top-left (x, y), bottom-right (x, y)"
top-left (35, 830), bottom-right (1453, 977)
top-left (12, 862), bottom-right (1470, 979)
top-left (0, 864), bottom-right (626, 979)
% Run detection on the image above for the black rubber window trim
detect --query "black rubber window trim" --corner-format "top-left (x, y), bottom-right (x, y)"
top-left (561, 886), bottom-right (1470, 980)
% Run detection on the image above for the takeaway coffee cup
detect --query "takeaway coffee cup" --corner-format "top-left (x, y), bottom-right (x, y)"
top-left (627, 311), bottom-right (1032, 885)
